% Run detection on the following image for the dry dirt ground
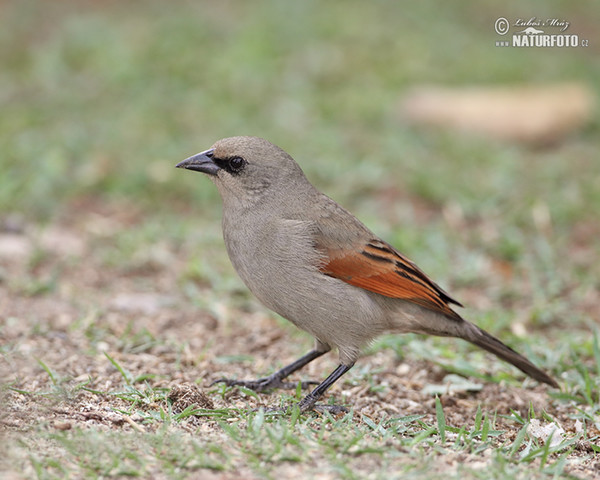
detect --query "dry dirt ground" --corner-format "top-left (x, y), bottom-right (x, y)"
top-left (1, 203), bottom-right (598, 478)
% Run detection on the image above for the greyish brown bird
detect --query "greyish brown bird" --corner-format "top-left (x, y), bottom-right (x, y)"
top-left (176, 136), bottom-right (558, 413)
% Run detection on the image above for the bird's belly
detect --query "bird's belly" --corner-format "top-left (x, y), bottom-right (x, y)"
top-left (229, 237), bottom-right (386, 358)
top-left (222, 217), bottom-right (389, 362)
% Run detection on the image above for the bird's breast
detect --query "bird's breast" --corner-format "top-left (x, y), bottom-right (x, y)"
top-left (221, 212), bottom-right (391, 363)
top-left (222, 215), bottom-right (322, 310)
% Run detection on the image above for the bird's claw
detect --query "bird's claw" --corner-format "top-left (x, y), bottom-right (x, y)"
top-left (297, 393), bottom-right (349, 415)
top-left (255, 402), bottom-right (348, 416)
top-left (211, 378), bottom-right (348, 415)
top-left (210, 376), bottom-right (318, 393)
top-left (312, 404), bottom-right (349, 415)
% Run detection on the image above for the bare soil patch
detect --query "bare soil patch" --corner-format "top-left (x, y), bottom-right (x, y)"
top-left (1, 203), bottom-right (598, 478)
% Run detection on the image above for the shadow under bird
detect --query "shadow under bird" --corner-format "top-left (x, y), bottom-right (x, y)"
top-left (176, 136), bottom-right (558, 413)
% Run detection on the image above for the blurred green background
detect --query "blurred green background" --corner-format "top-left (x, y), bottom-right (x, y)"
top-left (2, 0), bottom-right (599, 324)
top-left (2, 0), bottom-right (598, 221)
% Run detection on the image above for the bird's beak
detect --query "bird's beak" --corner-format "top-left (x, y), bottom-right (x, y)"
top-left (175, 149), bottom-right (220, 176)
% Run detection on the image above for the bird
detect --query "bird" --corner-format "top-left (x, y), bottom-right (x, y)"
top-left (176, 136), bottom-right (558, 413)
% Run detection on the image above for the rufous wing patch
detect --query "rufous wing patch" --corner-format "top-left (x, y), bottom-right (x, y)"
top-left (320, 239), bottom-right (463, 321)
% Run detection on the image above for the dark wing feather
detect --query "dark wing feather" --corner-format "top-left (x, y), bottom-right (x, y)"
top-left (319, 238), bottom-right (463, 321)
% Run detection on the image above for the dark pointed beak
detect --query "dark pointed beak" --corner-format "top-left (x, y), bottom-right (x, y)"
top-left (175, 149), bottom-right (220, 175)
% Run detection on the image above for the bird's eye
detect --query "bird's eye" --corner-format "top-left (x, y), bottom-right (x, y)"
top-left (228, 156), bottom-right (245, 172)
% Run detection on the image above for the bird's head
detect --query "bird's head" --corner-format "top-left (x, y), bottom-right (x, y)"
top-left (176, 136), bottom-right (310, 208)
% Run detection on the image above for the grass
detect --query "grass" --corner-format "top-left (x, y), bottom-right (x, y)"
top-left (1, 0), bottom-right (599, 479)
top-left (12, 366), bottom-right (596, 479)
top-left (6, 326), bottom-right (600, 479)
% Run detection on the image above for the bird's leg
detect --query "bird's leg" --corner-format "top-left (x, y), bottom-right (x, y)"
top-left (211, 349), bottom-right (327, 392)
top-left (297, 363), bottom-right (353, 414)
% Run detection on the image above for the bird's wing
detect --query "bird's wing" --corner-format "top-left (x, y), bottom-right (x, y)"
top-left (311, 200), bottom-right (463, 320)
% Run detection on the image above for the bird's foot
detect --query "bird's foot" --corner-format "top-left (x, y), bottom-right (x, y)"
top-left (296, 392), bottom-right (348, 415)
top-left (311, 404), bottom-right (349, 415)
top-left (210, 375), bottom-right (318, 393)
top-left (257, 402), bottom-right (348, 416)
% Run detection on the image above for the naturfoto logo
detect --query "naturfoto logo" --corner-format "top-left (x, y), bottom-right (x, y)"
top-left (494, 17), bottom-right (589, 48)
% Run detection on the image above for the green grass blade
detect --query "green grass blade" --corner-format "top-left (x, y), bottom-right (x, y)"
top-left (435, 396), bottom-right (446, 444)
top-left (104, 352), bottom-right (131, 386)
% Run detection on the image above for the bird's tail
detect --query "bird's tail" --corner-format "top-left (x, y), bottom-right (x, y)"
top-left (465, 323), bottom-right (558, 388)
